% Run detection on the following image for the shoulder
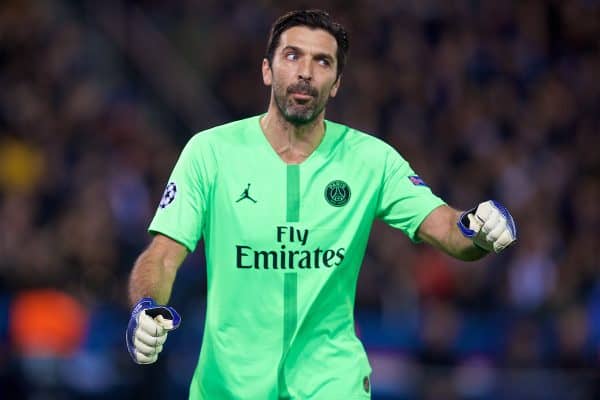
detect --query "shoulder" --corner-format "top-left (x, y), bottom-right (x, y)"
top-left (326, 119), bottom-right (407, 164)
top-left (175, 116), bottom-right (260, 170)
top-left (187, 115), bottom-right (260, 148)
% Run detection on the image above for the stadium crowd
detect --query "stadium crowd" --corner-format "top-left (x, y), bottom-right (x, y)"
top-left (0, 0), bottom-right (598, 398)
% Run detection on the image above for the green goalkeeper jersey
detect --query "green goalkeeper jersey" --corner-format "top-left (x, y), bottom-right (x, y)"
top-left (148, 115), bottom-right (445, 399)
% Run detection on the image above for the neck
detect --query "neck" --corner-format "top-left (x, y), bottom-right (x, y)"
top-left (260, 102), bottom-right (326, 164)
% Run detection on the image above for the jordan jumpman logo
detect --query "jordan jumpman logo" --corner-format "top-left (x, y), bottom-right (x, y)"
top-left (236, 183), bottom-right (257, 203)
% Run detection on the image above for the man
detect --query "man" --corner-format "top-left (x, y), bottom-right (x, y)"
top-left (126, 9), bottom-right (516, 399)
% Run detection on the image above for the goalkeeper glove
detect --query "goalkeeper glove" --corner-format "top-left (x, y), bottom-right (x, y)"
top-left (457, 200), bottom-right (517, 253)
top-left (126, 297), bottom-right (181, 364)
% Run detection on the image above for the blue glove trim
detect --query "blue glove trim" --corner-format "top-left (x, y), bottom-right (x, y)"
top-left (125, 297), bottom-right (181, 363)
top-left (491, 200), bottom-right (517, 239)
top-left (457, 206), bottom-right (477, 238)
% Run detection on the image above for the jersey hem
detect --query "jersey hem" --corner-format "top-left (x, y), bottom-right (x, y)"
top-left (408, 201), bottom-right (447, 243)
top-left (148, 228), bottom-right (196, 253)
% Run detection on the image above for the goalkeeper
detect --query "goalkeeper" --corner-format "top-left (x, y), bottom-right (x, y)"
top-left (126, 9), bottom-right (517, 400)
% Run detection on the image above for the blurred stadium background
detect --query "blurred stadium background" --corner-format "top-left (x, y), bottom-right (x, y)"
top-left (0, 0), bottom-right (598, 399)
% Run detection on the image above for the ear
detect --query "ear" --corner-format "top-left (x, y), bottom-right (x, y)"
top-left (262, 59), bottom-right (272, 86)
top-left (329, 74), bottom-right (342, 98)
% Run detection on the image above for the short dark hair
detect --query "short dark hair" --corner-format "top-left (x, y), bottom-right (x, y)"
top-left (265, 9), bottom-right (349, 79)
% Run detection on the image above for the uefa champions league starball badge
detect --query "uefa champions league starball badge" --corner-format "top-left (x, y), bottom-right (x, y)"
top-left (159, 182), bottom-right (177, 209)
top-left (324, 180), bottom-right (351, 207)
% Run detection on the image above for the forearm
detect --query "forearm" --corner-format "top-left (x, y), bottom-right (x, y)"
top-left (128, 236), bottom-right (187, 306)
top-left (128, 253), bottom-right (176, 306)
top-left (418, 206), bottom-right (489, 261)
top-left (440, 211), bottom-right (489, 261)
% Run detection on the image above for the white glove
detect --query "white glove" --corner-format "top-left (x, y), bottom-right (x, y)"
top-left (458, 200), bottom-right (517, 253)
top-left (132, 312), bottom-right (174, 364)
top-left (126, 298), bottom-right (181, 364)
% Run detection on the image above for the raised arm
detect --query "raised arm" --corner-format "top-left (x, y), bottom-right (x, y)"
top-left (417, 201), bottom-right (517, 261)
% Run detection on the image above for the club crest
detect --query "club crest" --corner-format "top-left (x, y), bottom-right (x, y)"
top-left (324, 180), bottom-right (351, 207)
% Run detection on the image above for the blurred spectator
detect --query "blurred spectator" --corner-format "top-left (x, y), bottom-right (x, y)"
top-left (10, 289), bottom-right (88, 357)
top-left (8, 289), bottom-right (89, 399)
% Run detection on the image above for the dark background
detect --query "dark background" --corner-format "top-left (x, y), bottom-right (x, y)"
top-left (0, 0), bottom-right (598, 399)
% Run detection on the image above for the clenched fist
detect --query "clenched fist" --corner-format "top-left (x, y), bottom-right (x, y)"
top-left (126, 298), bottom-right (181, 364)
top-left (458, 200), bottom-right (517, 253)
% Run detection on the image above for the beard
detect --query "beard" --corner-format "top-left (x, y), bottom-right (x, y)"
top-left (273, 80), bottom-right (329, 125)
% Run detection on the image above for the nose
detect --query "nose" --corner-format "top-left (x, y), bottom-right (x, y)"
top-left (297, 58), bottom-right (313, 81)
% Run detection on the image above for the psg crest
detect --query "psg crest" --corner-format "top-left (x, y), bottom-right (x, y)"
top-left (324, 180), bottom-right (350, 207)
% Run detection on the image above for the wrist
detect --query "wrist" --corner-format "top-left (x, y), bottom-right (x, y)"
top-left (457, 207), bottom-right (478, 238)
top-left (131, 297), bottom-right (158, 314)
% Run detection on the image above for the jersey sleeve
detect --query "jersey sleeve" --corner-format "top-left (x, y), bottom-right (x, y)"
top-left (148, 134), bottom-right (212, 252)
top-left (376, 147), bottom-right (446, 242)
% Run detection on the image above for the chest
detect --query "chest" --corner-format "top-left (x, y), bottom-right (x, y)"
top-left (217, 159), bottom-right (377, 222)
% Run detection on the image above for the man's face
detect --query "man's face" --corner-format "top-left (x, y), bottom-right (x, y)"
top-left (263, 26), bottom-right (341, 125)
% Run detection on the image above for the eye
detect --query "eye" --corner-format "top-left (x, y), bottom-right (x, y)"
top-left (285, 52), bottom-right (298, 61)
top-left (317, 58), bottom-right (331, 67)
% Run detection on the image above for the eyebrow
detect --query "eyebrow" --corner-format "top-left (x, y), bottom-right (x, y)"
top-left (281, 45), bottom-right (335, 63)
